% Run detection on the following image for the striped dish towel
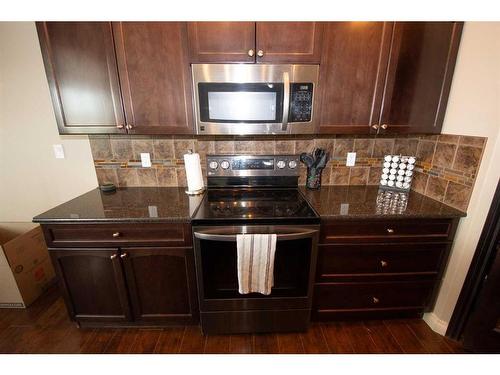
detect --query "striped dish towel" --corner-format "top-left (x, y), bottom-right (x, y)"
top-left (236, 234), bottom-right (277, 295)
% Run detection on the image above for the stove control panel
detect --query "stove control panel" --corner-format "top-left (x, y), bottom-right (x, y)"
top-left (207, 155), bottom-right (300, 177)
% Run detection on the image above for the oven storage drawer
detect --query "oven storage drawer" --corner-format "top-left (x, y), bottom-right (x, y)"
top-left (319, 219), bottom-right (453, 243)
top-left (313, 280), bottom-right (434, 312)
top-left (316, 242), bottom-right (448, 282)
top-left (42, 223), bottom-right (192, 248)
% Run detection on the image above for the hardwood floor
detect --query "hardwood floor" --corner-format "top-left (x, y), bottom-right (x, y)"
top-left (0, 287), bottom-right (466, 354)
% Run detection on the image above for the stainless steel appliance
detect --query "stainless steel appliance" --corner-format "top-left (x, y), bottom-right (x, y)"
top-left (192, 64), bottom-right (319, 135)
top-left (191, 154), bottom-right (320, 334)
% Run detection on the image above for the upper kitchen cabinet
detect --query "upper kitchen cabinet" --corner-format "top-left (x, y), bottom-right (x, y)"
top-left (318, 22), bottom-right (393, 134)
top-left (318, 21), bottom-right (462, 135)
top-left (113, 22), bottom-right (194, 134)
top-left (36, 22), bottom-right (126, 134)
top-left (187, 22), bottom-right (323, 64)
top-left (255, 22), bottom-right (324, 63)
top-left (187, 22), bottom-right (256, 63)
top-left (377, 22), bottom-right (463, 134)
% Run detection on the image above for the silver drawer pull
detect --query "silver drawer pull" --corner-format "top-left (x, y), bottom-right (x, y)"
top-left (112, 232), bottom-right (121, 238)
top-left (386, 228), bottom-right (395, 234)
top-left (372, 297), bottom-right (380, 304)
top-left (380, 260), bottom-right (388, 267)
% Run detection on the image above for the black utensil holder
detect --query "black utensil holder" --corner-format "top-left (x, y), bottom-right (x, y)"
top-left (306, 168), bottom-right (322, 190)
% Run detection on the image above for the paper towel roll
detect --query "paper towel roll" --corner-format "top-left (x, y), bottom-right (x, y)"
top-left (184, 152), bottom-right (204, 193)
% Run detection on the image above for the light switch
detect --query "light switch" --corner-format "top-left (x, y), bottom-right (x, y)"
top-left (53, 144), bottom-right (65, 159)
top-left (346, 152), bottom-right (356, 167)
top-left (340, 203), bottom-right (349, 215)
top-left (140, 153), bottom-right (152, 168)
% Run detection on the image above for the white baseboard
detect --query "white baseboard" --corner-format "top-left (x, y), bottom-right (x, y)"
top-left (423, 312), bottom-right (449, 336)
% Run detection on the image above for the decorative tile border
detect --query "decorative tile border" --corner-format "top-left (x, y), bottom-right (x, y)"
top-left (90, 133), bottom-right (486, 212)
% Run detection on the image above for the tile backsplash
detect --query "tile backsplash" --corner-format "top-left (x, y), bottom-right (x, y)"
top-left (90, 133), bottom-right (486, 212)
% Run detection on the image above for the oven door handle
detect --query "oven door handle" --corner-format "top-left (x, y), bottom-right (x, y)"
top-left (281, 71), bottom-right (290, 132)
top-left (194, 229), bottom-right (317, 242)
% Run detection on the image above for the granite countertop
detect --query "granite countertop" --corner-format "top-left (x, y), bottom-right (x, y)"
top-left (33, 187), bottom-right (203, 224)
top-left (300, 185), bottom-right (466, 219)
top-left (33, 185), bottom-right (466, 224)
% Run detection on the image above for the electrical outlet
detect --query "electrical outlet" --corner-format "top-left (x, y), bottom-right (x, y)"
top-left (346, 152), bottom-right (356, 167)
top-left (148, 205), bottom-right (158, 218)
top-left (53, 144), bottom-right (65, 159)
top-left (340, 203), bottom-right (349, 215)
top-left (140, 152), bottom-right (152, 167)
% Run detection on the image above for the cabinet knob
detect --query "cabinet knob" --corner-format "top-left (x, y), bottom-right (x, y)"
top-left (381, 124), bottom-right (388, 130)
top-left (371, 124), bottom-right (379, 130)
top-left (120, 253), bottom-right (128, 259)
top-left (257, 50), bottom-right (264, 57)
top-left (116, 124), bottom-right (125, 129)
top-left (380, 260), bottom-right (388, 267)
top-left (386, 228), bottom-right (394, 234)
top-left (110, 254), bottom-right (118, 260)
top-left (125, 124), bottom-right (133, 130)
top-left (112, 232), bottom-right (121, 238)
top-left (372, 297), bottom-right (380, 304)
top-left (248, 49), bottom-right (255, 57)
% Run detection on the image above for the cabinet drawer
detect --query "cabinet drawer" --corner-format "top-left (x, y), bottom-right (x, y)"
top-left (317, 242), bottom-right (448, 281)
top-left (320, 219), bottom-right (453, 243)
top-left (314, 280), bottom-right (434, 312)
top-left (42, 223), bottom-right (191, 248)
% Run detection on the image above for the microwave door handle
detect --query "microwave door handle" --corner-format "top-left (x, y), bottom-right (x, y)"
top-left (194, 229), bottom-right (316, 242)
top-left (281, 72), bottom-right (290, 132)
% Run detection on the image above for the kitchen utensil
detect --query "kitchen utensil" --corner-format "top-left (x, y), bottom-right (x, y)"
top-left (300, 153), bottom-right (314, 168)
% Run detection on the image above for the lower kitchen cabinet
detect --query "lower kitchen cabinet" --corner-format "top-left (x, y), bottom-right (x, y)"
top-left (312, 218), bottom-right (459, 320)
top-left (48, 245), bottom-right (198, 327)
top-left (121, 247), bottom-right (198, 324)
top-left (49, 248), bottom-right (131, 323)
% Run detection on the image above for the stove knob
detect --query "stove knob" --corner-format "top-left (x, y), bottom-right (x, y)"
top-left (277, 160), bottom-right (286, 169)
top-left (220, 160), bottom-right (230, 170)
top-left (288, 160), bottom-right (297, 169)
top-left (208, 161), bottom-right (218, 170)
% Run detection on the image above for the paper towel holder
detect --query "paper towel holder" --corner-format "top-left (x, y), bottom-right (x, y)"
top-left (184, 149), bottom-right (206, 196)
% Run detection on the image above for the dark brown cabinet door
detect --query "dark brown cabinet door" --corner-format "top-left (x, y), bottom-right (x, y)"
top-left (318, 22), bottom-right (393, 134)
top-left (113, 22), bottom-right (194, 134)
top-left (255, 22), bottom-right (323, 63)
top-left (49, 248), bottom-right (131, 323)
top-left (121, 247), bottom-right (199, 324)
top-left (187, 22), bottom-right (256, 63)
top-left (36, 22), bottom-right (126, 134)
top-left (378, 22), bottom-right (463, 134)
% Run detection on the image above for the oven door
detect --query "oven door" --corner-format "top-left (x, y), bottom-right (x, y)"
top-left (193, 225), bottom-right (319, 312)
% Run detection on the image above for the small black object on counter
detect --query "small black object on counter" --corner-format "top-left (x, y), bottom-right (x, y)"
top-left (99, 183), bottom-right (116, 193)
top-left (300, 148), bottom-right (329, 190)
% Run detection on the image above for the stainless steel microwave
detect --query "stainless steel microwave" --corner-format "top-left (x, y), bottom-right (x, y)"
top-left (192, 64), bottom-right (319, 135)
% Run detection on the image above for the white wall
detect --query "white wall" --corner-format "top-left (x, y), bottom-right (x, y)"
top-left (424, 22), bottom-right (500, 334)
top-left (0, 22), bottom-right (98, 223)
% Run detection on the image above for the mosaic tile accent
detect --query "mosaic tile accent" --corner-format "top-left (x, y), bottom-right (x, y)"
top-left (89, 133), bottom-right (486, 212)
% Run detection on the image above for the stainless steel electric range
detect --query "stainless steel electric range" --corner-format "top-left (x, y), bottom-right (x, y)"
top-left (191, 154), bottom-right (320, 334)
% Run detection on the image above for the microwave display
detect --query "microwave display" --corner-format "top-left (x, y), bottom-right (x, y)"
top-left (198, 83), bottom-right (284, 123)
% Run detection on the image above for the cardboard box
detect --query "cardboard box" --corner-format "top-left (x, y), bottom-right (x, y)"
top-left (0, 223), bottom-right (55, 308)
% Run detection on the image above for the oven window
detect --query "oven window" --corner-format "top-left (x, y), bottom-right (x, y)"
top-left (198, 237), bottom-right (311, 299)
top-left (198, 83), bottom-right (284, 123)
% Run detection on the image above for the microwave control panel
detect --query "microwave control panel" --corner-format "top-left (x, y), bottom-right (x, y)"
top-left (288, 83), bottom-right (313, 122)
